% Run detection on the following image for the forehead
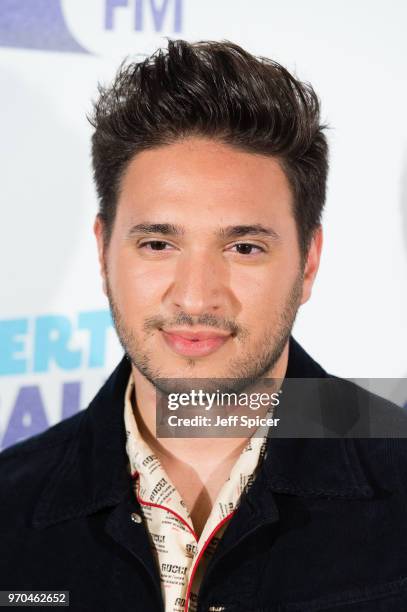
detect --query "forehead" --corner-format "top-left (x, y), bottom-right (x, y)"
top-left (117, 137), bottom-right (294, 226)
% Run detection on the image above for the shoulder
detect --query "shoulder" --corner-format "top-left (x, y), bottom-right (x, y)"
top-left (324, 375), bottom-right (407, 436)
top-left (0, 356), bottom-right (130, 526)
top-left (323, 376), bottom-right (407, 490)
top-left (0, 410), bottom-right (84, 493)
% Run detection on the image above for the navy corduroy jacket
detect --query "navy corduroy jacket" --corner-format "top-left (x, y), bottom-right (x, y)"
top-left (1, 337), bottom-right (407, 611)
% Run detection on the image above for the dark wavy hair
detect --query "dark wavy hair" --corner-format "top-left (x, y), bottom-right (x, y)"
top-left (88, 39), bottom-right (328, 262)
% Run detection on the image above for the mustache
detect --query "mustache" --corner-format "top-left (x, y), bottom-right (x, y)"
top-left (143, 313), bottom-right (243, 338)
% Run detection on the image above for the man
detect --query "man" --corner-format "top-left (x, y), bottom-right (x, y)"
top-left (1, 39), bottom-right (407, 612)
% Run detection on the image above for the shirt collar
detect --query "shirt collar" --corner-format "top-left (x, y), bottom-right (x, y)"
top-left (32, 336), bottom-right (374, 530)
top-left (123, 372), bottom-right (269, 527)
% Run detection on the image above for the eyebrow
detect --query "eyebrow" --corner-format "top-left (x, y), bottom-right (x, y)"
top-left (127, 222), bottom-right (280, 240)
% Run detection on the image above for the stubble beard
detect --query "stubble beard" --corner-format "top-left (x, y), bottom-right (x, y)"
top-left (106, 271), bottom-right (304, 396)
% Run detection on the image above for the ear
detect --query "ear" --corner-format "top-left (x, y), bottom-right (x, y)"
top-left (93, 215), bottom-right (108, 297)
top-left (300, 225), bottom-right (323, 305)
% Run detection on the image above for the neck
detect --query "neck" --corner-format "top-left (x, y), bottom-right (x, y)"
top-left (130, 341), bottom-right (289, 468)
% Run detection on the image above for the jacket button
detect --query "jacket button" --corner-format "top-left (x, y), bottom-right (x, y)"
top-left (131, 512), bottom-right (142, 524)
top-left (208, 607), bottom-right (226, 611)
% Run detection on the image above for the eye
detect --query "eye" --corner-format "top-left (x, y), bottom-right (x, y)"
top-left (229, 243), bottom-right (265, 255)
top-left (139, 240), bottom-right (173, 251)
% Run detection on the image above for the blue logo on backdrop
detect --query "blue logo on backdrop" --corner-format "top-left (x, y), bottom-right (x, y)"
top-left (0, 310), bottom-right (117, 451)
top-left (0, 0), bottom-right (183, 54)
top-left (0, 0), bottom-right (88, 53)
top-left (105, 0), bottom-right (182, 32)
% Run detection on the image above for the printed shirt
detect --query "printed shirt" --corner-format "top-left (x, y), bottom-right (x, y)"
top-left (123, 375), bottom-right (268, 612)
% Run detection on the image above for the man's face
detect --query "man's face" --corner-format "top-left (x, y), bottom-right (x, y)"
top-left (95, 137), bottom-right (322, 394)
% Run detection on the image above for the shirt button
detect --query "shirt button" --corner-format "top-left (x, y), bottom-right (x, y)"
top-left (131, 512), bottom-right (143, 524)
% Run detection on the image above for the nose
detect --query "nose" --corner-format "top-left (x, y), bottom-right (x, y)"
top-left (163, 248), bottom-right (229, 316)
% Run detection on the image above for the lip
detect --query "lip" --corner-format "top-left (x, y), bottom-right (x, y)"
top-left (160, 329), bottom-right (231, 357)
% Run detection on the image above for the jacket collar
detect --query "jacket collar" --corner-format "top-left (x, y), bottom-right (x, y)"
top-left (32, 336), bottom-right (373, 529)
top-left (263, 337), bottom-right (374, 499)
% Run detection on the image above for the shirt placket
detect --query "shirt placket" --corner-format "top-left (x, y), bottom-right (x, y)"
top-left (124, 375), bottom-right (268, 612)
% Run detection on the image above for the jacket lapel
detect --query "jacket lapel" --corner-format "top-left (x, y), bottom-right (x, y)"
top-left (31, 354), bottom-right (162, 594)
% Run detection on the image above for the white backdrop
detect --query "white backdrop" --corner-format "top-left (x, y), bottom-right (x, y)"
top-left (1, 0), bottom-right (406, 450)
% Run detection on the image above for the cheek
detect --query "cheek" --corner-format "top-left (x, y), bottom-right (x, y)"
top-left (230, 260), bottom-right (295, 322)
top-left (109, 248), bottom-right (168, 311)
